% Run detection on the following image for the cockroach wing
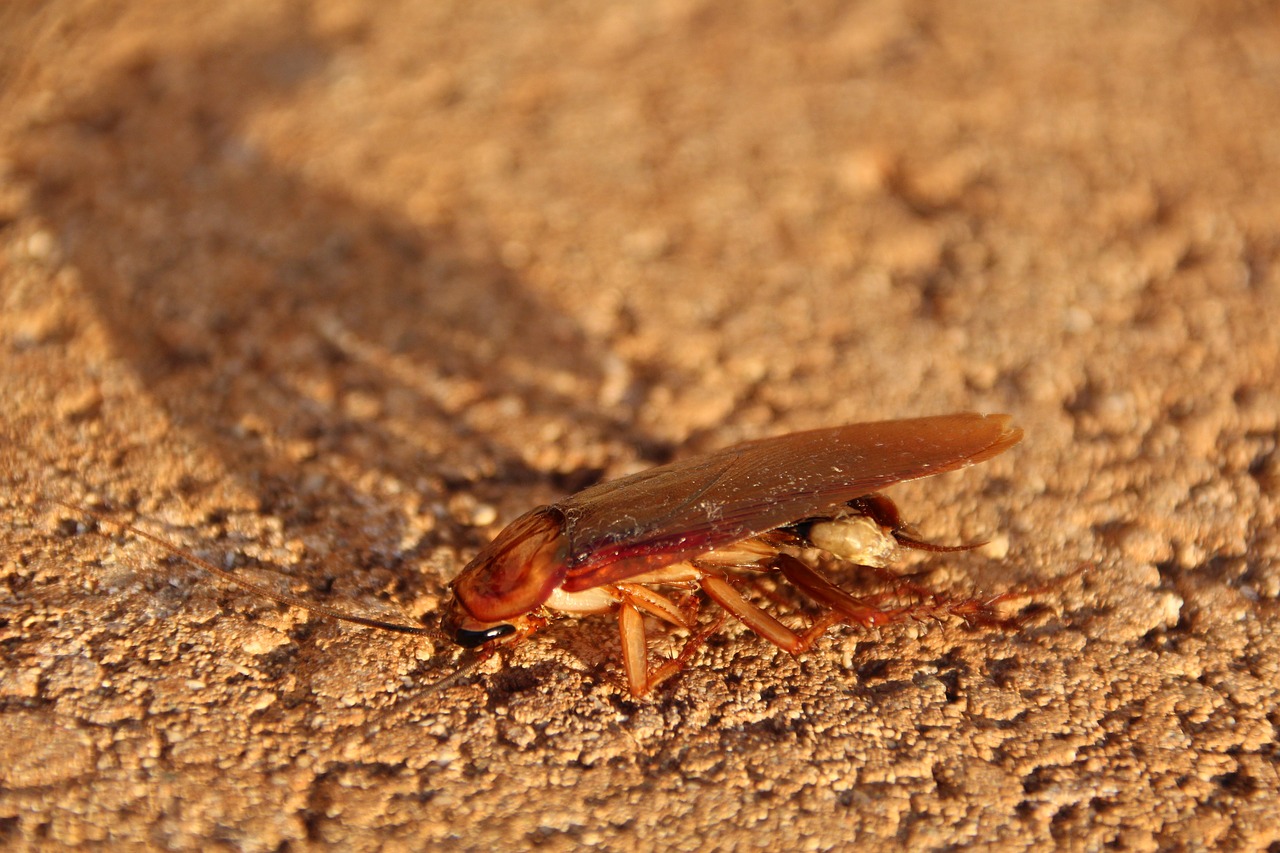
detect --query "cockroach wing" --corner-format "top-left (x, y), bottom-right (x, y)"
top-left (556, 413), bottom-right (1021, 592)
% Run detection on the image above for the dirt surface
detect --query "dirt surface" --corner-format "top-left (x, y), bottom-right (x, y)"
top-left (3, 1), bottom-right (1280, 849)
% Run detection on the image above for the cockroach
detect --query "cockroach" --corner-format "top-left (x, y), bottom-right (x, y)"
top-left (58, 412), bottom-right (1022, 698)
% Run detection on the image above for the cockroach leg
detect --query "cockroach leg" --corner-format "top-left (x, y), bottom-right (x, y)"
top-left (659, 609), bottom-right (729, 687)
top-left (772, 554), bottom-right (900, 628)
top-left (618, 600), bottom-right (649, 696)
top-left (778, 553), bottom-right (1036, 630)
top-left (614, 582), bottom-right (697, 629)
top-left (699, 574), bottom-right (844, 655)
top-left (616, 592), bottom-right (727, 696)
top-left (934, 588), bottom-right (1041, 628)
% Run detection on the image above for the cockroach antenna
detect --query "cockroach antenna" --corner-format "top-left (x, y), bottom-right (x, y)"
top-left (52, 498), bottom-right (446, 641)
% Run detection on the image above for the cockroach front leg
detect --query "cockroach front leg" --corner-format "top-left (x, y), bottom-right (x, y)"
top-left (615, 586), bottom-right (726, 697)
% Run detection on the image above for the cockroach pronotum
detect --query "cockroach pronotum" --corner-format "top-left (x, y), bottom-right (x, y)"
top-left (58, 413), bottom-right (1023, 698)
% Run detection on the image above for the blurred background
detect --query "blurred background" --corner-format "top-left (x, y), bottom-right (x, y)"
top-left (2, 1), bottom-right (1278, 849)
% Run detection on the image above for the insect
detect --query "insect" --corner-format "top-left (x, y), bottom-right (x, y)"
top-left (59, 413), bottom-right (1023, 698)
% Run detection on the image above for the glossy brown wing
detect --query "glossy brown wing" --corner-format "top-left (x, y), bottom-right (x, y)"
top-left (556, 413), bottom-right (1021, 591)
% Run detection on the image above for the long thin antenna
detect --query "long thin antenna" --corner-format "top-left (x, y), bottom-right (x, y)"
top-left (53, 499), bottom-right (438, 638)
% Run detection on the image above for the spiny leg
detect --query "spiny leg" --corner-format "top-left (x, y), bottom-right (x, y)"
top-left (773, 554), bottom-right (902, 627)
top-left (706, 553), bottom-right (1017, 656)
top-left (778, 553), bottom-right (1027, 630)
top-left (616, 587), bottom-right (726, 697)
top-left (910, 587), bottom-right (1041, 628)
top-left (618, 601), bottom-right (650, 697)
top-left (699, 574), bottom-right (846, 656)
top-left (614, 582), bottom-right (697, 630)
top-left (851, 563), bottom-right (952, 605)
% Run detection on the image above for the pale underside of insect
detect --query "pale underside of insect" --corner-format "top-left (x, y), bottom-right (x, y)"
top-left (59, 413), bottom-right (1023, 699)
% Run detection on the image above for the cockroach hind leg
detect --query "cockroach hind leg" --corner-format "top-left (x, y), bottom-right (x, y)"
top-left (942, 575), bottom-right (1070, 629)
top-left (897, 591), bottom-right (1029, 630)
top-left (773, 554), bottom-right (899, 630)
top-left (770, 552), bottom-right (1027, 637)
top-left (832, 581), bottom-right (1044, 632)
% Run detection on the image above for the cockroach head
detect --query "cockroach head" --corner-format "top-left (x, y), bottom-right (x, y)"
top-left (445, 507), bottom-right (570, 646)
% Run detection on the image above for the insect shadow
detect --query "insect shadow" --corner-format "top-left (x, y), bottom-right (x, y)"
top-left (16, 8), bottom-right (678, 588)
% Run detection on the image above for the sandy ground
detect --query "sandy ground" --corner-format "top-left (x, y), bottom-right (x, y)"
top-left (2, 1), bottom-right (1279, 849)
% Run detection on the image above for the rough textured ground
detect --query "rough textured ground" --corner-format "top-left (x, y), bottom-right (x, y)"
top-left (3, 1), bottom-right (1279, 850)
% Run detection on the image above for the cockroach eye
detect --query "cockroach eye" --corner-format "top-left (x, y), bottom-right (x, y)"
top-left (454, 624), bottom-right (516, 648)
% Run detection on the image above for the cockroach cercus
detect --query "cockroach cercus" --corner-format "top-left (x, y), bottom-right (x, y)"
top-left (59, 413), bottom-right (1023, 698)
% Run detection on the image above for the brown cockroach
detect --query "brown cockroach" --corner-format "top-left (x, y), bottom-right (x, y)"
top-left (59, 413), bottom-right (1022, 698)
